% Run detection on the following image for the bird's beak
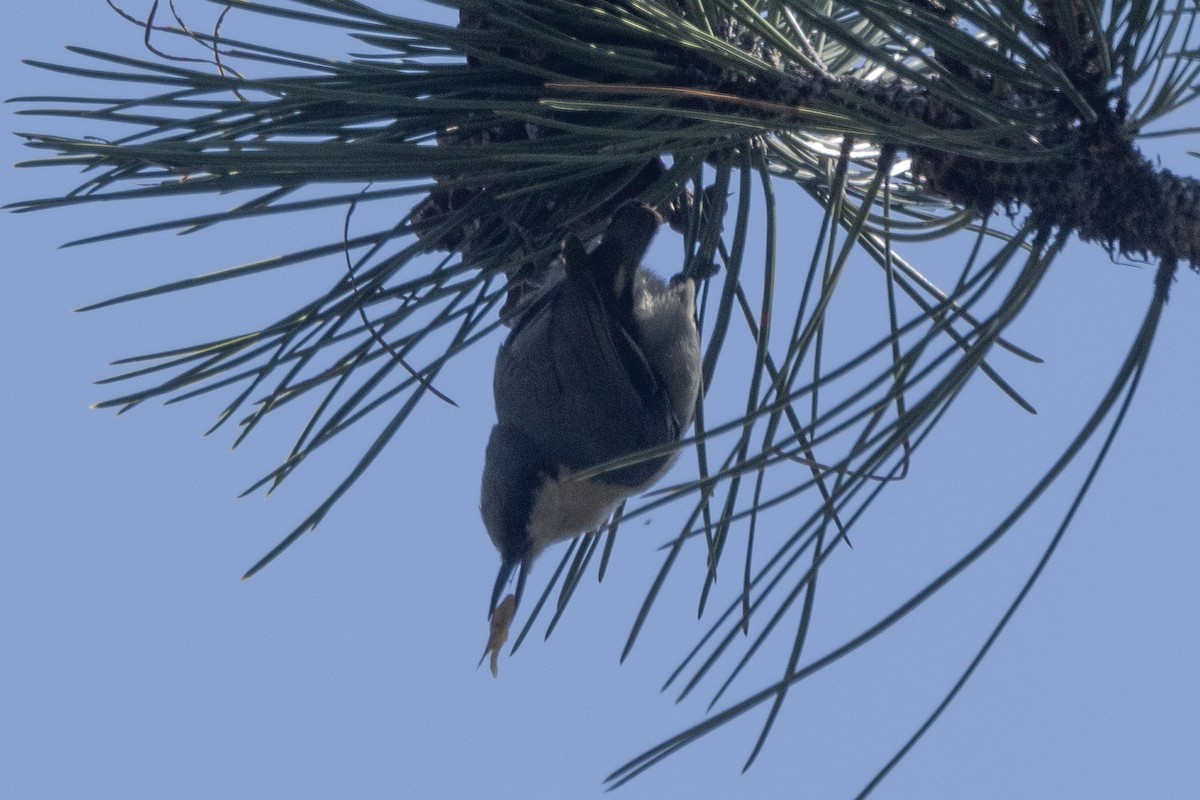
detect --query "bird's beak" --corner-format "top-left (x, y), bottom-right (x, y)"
top-left (489, 557), bottom-right (528, 619)
top-left (482, 561), bottom-right (527, 677)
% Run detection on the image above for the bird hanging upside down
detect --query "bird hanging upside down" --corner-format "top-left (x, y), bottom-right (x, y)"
top-left (480, 201), bottom-right (702, 674)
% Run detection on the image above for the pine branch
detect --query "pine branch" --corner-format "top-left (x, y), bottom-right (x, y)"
top-left (417, 2), bottom-right (1200, 267)
top-left (699, 66), bottom-right (1200, 265)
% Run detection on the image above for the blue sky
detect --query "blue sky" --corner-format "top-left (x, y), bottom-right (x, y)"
top-left (3, 3), bottom-right (1198, 799)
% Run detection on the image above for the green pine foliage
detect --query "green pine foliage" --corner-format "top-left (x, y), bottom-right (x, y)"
top-left (11, 1), bottom-right (1199, 792)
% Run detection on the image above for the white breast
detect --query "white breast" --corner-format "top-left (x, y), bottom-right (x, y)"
top-left (525, 469), bottom-right (631, 555)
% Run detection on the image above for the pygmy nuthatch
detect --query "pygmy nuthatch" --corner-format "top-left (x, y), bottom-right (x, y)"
top-left (480, 201), bottom-right (702, 622)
